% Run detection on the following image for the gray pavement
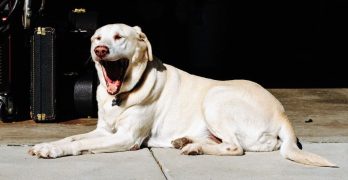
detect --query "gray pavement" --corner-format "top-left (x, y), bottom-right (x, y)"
top-left (0, 146), bottom-right (165, 180)
top-left (0, 143), bottom-right (347, 180)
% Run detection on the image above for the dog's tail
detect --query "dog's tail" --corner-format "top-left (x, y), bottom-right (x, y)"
top-left (278, 115), bottom-right (337, 167)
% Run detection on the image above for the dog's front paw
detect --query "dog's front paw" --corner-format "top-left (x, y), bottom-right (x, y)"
top-left (28, 143), bottom-right (63, 158)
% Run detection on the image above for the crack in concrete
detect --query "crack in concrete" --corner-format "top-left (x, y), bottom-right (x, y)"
top-left (149, 148), bottom-right (169, 180)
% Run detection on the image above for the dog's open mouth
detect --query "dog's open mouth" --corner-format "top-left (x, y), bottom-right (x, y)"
top-left (100, 59), bottom-right (129, 95)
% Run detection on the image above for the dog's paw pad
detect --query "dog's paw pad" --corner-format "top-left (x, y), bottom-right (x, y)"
top-left (171, 137), bottom-right (193, 149)
top-left (188, 149), bottom-right (202, 155)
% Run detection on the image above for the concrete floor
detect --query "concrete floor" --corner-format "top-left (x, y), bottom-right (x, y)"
top-left (0, 89), bottom-right (347, 179)
top-left (0, 143), bottom-right (347, 180)
top-left (268, 89), bottom-right (348, 143)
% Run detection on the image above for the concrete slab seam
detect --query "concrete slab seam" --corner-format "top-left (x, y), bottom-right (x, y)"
top-left (149, 148), bottom-right (169, 180)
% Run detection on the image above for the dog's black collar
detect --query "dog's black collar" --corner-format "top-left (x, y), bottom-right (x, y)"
top-left (112, 96), bottom-right (123, 106)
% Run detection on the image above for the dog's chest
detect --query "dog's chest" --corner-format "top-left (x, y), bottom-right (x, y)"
top-left (98, 96), bottom-right (126, 128)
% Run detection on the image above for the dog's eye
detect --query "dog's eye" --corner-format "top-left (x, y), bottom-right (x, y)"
top-left (114, 34), bottom-right (122, 40)
top-left (96, 36), bottom-right (101, 40)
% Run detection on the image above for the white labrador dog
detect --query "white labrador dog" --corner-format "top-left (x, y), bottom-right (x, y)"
top-left (29, 23), bottom-right (336, 167)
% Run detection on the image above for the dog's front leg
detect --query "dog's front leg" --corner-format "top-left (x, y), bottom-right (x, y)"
top-left (72, 129), bottom-right (141, 154)
top-left (50, 128), bottom-right (112, 145)
top-left (28, 129), bottom-right (112, 158)
top-left (29, 127), bottom-right (145, 158)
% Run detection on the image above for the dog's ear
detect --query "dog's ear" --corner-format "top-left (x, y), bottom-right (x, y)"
top-left (133, 26), bottom-right (153, 61)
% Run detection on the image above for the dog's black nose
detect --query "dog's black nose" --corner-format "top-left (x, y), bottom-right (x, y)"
top-left (94, 46), bottom-right (109, 58)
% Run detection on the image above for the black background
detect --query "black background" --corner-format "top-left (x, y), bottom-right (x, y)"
top-left (11, 0), bottom-right (348, 88)
top-left (29, 0), bottom-right (347, 88)
top-left (2, 0), bottom-right (348, 120)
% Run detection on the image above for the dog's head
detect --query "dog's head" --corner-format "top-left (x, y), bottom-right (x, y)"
top-left (90, 23), bottom-right (153, 95)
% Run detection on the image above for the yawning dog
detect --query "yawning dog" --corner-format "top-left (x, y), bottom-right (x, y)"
top-left (29, 23), bottom-right (336, 167)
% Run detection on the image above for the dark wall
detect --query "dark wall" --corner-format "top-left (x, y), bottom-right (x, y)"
top-left (26, 0), bottom-right (348, 88)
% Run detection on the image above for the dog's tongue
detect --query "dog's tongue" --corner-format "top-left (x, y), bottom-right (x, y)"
top-left (107, 80), bottom-right (121, 95)
top-left (102, 67), bottom-right (122, 95)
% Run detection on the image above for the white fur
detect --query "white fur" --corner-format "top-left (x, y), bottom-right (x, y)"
top-left (28, 24), bottom-right (336, 167)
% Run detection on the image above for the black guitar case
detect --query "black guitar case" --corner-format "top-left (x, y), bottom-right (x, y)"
top-left (30, 27), bottom-right (56, 122)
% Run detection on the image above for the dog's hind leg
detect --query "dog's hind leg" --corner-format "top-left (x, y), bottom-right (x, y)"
top-left (171, 137), bottom-right (194, 149)
top-left (172, 136), bottom-right (244, 156)
top-left (181, 141), bottom-right (244, 156)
